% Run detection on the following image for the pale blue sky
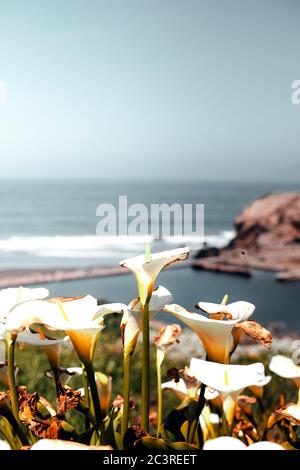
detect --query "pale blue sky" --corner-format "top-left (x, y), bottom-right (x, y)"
top-left (0, 0), bottom-right (299, 181)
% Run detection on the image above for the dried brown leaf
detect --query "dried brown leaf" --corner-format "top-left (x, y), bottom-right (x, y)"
top-left (56, 386), bottom-right (81, 417)
top-left (274, 403), bottom-right (300, 427)
top-left (153, 324), bottom-right (181, 350)
top-left (233, 320), bottom-right (272, 349)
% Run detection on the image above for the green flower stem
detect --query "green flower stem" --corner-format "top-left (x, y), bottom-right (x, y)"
top-left (0, 420), bottom-right (18, 450)
top-left (0, 408), bottom-right (29, 449)
top-left (84, 361), bottom-right (105, 440)
top-left (122, 353), bottom-right (131, 437)
top-left (43, 345), bottom-right (63, 395)
top-left (82, 363), bottom-right (91, 430)
top-left (7, 333), bottom-right (20, 422)
top-left (221, 408), bottom-right (230, 436)
top-left (187, 383), bottom-right (206, 446)
top-left (52, 366), bottom-right (64, 395)
top-left (156, 354), bottom-right (162, 438)
top-left (82, 363), bottom-right (90, 407)
top-left (141, 301), bottom-right (150, 432)
top-left (6, 333), bottom-right (29, 446)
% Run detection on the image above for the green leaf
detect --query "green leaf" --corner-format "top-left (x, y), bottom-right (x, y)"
top-left (134, 437), bottom-right (169, 450)
top-left (134, 436), bottom-right (199, 450)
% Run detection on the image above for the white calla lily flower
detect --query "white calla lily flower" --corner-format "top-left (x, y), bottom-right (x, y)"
top-left (162, 378), bottom-right (197, 401)
top-left (189, 358), bottom-right (267, 426)
top-left (248, 375), bottom-right (272, 399)
top-left (269, 355), bottom-right (300, 404)
top-left (120, 308), bottom-right (140, 356)
top-left (129, 285), bottom-right (173, 320)
top-left (0, 287), bottom-right (49, 342)
top-left (163, 304), bottom-right (240, 363)
top-left (16, 327), bottom-right (69, 347)
top-left (95, 371), bottom-right (112, 415)
top-left (247, 441), bottom-right (284, 450)
top-left (204, 436), bottom-right (247, 450)
top-left (203, 436), bottom-right (283, 450)
top-left (0, 287), bottom-right (49, 319)
top-left (5, 295), bottom-right (123, 364)
top-left (162, 378), bottom-right (219, 402)
top-left (95, 289), bottom-right (173, 357)
top-left (30, 439), bottom-right (112, 450)
top-left (197, 301), bottom-right (255, 321)
top-left (78, 371), bottom-right (112, 416)
top-left (45, 366), bottom-right (82, 386)
top-left (269, 355), bottom-right (300, 385)
top-left (0, 440), bottom-right (11, 450)
top-left (120, 247), bottom-right (189, 306)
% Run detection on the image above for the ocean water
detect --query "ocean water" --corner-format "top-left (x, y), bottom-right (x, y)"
top-left (0, 179), bottom-right (297, 268)
top-left (0, 179), bottom-right (299, 329)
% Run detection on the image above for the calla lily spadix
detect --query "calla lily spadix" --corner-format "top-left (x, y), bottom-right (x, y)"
top-left (189, 358), bottom-right (268, 426)
top-left (163, 304), bottom-right (240, 364)
top-left (120, 247), bottom-right (189, 307)
top-left (269, 355), bottom-right (300, 404)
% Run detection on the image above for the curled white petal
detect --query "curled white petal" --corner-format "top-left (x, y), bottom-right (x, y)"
top-left (198, 301), bottom-right (255, 321)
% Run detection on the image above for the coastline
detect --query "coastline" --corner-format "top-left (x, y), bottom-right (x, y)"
top-left (0, 261), bottom-right (190, 288)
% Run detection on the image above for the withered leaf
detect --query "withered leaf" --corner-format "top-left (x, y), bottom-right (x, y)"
top-left (238, 395), bottom-right (257, 405)
top-left (30, 417), bottom-right (63, 439)
top-left (153, 324), bottom-right (181, 349)
top-left (233, 320), bottom-right (272, 349)
top-left (18, 390), bottom-right (39, 424)
top-left (274, 403), bottom-right (300, 427)
top-left (56, 386), bottom-right (81, 417)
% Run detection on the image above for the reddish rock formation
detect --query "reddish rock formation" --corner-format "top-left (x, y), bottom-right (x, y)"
top-left (231, 192), bottom-right (300, 249)
top-left (192, 192), bottom-right (300, 281)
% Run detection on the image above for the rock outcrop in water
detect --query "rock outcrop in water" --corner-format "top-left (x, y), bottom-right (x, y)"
top-left (192, 192), bottom-right (300, 281)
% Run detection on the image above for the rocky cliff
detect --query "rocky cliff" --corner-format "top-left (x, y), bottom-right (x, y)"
top-left (192, 192), bottom-right (300, 281)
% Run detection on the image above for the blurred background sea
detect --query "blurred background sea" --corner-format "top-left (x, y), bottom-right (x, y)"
top-left (0, 179), bottom-right (299, 329)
